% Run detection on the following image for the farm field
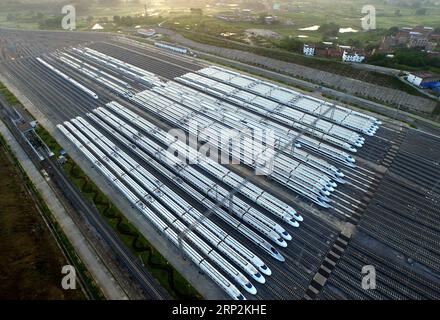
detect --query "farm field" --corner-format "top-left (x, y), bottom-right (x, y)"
top-left (0, 135), bottom-right (84, 300)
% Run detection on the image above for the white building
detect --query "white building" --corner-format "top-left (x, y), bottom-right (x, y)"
top-left (303, 44), bottom-right (315, 56)
top-left (407, 73), bottom-right (424, 86)
top-left (137, 28), bottom-right (156, 37)
top-left (342, 50), bottom-right (365, 63)
top-left (406, 72), bottom-right (440, 88)
top-left (91, 23), bottom-right (104, 30)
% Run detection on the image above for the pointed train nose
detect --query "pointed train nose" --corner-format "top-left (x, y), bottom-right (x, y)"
top-left (270, 246), bottom-right (285, 262)
top-left (258, 264), bottom-right (272, 276)
top-left (288, 209), bottom-right (303, 222)
top-left (276, 237), bottom-right (287, 248)
top-left (288, 219), bottom-right (300, 227)
top-left (253, 272), bottom-right (266, 284)
top-left (243, 282), bottom-right (257, 295)
top-left (281, 230), bottom-right (292, 241)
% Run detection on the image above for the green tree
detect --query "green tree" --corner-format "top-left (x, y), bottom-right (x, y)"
top-left (258, 12), bottom-right (268, 24)
top-left (320, 23), bottom-right (340, 37)
top-left (388, 26), bottom-right (399, 35)
top-left (347, 39), bottom-right (362, 48)
top-left (278, 37), bottom-right (303, 52)
top-left (367, 53), bottom-right (390, 66)
top-left (415, 8), bottom-right (427, 15)
top-left (39, 16), bottom-right (63, 29)
top-left (190, 8), bottom-right (203, 15)
top-left (412, 0), bottom-right (422, 9)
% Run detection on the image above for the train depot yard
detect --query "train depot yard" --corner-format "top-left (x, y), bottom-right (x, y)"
top-left (0, 28), bottom-right (439, 300)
